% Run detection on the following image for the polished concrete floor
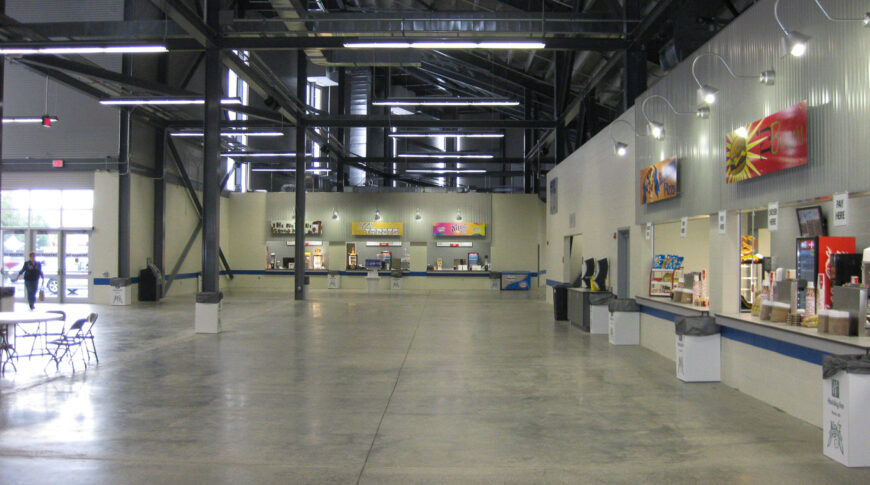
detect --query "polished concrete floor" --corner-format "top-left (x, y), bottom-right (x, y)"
top-left (1, 289), bottom-right (869, 484)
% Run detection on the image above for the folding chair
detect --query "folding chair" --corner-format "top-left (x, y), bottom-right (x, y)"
top-left (45, 317), bottom-right (87, 372)
top-left (81, 313), bottom-right (98, 363)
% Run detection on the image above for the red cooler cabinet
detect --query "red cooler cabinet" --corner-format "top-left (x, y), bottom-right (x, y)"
top-left (796, 236), bottom-right (855, 309)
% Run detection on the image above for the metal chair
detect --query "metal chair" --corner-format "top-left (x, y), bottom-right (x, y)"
top-left (81, 313), bottom-right (98, 363)
top-left (45, 317), bottom-right (87, 372)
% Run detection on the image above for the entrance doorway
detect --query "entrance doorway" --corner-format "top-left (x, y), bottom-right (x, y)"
top-left (0, 229), bottom-right (91, 303)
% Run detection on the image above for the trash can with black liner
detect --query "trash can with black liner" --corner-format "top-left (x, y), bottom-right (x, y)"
top-left (608, 298), bottom-right (640, 345)
top-left (674, 316), bottom-right (721, 382)
top-left (822, 353), bottom-right (870, 466)
top-left (553, 284), bottom-right (569, 321)
top-left (589, 292), bottom-right (615, 334)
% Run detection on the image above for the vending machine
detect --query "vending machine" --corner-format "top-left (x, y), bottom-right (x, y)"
top-left (796, 236), bottom-right (855, 309)
top-left (467, 252), bottom-right (480, 268)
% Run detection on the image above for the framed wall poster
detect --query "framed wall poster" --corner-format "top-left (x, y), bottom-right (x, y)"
top-left (725, 100), bottom-right (808, 183)
top-left (640, 157), bottom-right (678, 204)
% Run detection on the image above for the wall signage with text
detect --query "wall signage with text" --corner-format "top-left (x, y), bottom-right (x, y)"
top-left (351, 222), bottom-right (403, 236)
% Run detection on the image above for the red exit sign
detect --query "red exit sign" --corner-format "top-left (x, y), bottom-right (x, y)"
top-left (52, 159), bottom-right (64, 168)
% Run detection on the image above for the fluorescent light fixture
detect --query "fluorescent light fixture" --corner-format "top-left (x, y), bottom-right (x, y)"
top-left (388, 132), bottom-right (504, 138)
top-left (0, 45), bottom-right (167, 55)
top-left (250, 168), bottom-right (331, 173)
top-left (3, 116), bottom-right (58, 125)
top-left (99, 97), bottom-right (242, 106)
top-left (398, 153), bottom-right (493, 159)
top-left (613, 142), bottom-right (628, 157)
top-left (221, 152), bottom-right (312, 158)
top-left (373, 97), bottom-right (518, 107)
top-left (734, 126), bottom-right (749, 138)
top-left (405, 169), bottom-right (487, 174)
top-left (171, 131), bottom-right (283, 137)
top-left (697, 85), bottom-right (719, 105)
top-left (696, 106), bottom-right (711, 119)
top-left (390, 107), bottom-right (415, 115)
top-left (759, 70), bottom-right (776, 85)
top-left (344, 41), bottom-right (544, 50)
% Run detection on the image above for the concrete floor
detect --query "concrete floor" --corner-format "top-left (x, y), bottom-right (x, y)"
top-left (1, 289), bottom-right (869, 484)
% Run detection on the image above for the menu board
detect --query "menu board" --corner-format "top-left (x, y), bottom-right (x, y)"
top-left (640, 157), bottom-right (678, 204)
top-left (351, 222), bottom-right (403, 236)
top-left (433, 222), bottom-right (485, 237)
top-left (725, 100), bottom-right (807, 183)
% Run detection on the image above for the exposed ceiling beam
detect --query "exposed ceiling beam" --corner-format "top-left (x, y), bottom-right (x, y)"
top-left (19, 55), bottom-right (194, 96)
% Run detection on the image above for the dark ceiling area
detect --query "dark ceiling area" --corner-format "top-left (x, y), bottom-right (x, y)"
top-left (0, 0), bottom-right (757, 193)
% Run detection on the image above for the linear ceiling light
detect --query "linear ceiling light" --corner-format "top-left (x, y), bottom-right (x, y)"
top-left (99, 97), bottom-right (242, 106)
top-left (373, 97), bottom-right (518, 107)
top-left (344, 41), bottom-right (545, 49)
top-left (3, 115), bottom-right (58, 126)
top-left (171, 131), bottom-right (284, 137)
top-left (250, 168), bottom-right (331, 173)
top-left (405, 169), bottom-right (487, 174)
top-left (0, 45), bottom-right (167, 55)
top-left (221, 152), bottom-right (312, 158)
top-left (388, 132), bottom-right (504, 138)
top-left (398, 153), bottom-right (494, 159)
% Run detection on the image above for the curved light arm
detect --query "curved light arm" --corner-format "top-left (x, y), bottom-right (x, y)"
top-left (640, 94), bottom-right (693, 125)
top-left (813, 0), bottom-right (865, 21)
top-left (691, 53), bottom-right (756, 88)
top-left (611, 119), bottom-right (645, 137)
top-left (774, 0), bottom-right (791, 35)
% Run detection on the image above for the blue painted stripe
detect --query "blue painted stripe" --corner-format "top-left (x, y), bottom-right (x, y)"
top-left (546, 279), bottom-right (569, 287)
top-left (640, 306), bottom-right (682, 322)
top-left (95, 270), bottom-right (538, 283)
top-left (720, 326), bottom-right (826, 366)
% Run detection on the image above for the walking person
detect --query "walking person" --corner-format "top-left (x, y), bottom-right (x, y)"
top-left (14, 252), bottom-right (44, 310)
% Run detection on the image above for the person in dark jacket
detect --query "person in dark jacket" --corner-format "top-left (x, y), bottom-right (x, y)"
top-left (15, 252), bottom-right (44, 310)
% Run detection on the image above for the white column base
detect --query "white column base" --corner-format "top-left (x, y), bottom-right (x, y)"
top-left (195, 302), bottom-right (222, 334)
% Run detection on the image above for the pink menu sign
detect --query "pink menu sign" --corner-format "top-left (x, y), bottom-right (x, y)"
top-left (432, 222), bottom-right (486, 237)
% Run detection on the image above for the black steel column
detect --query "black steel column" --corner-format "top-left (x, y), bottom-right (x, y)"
top-left (622, 0), bottom-right (646, 111)
top-left (336, 67), bottom-right (346, 191)
top-left (153, 55), bottom-right (168, 285)
top-left (294, 51), bottom-right (307, 300)
top-left (553, 52), bottom-right (566, 164)
top-left (201, 2), bottom-right (221, 294)
top-left (118, 54), bottom-right (132, 279)
top-left (0, 1), bottom-right (4, 214)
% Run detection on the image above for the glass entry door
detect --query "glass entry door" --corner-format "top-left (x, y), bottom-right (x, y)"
top-left (1, 230), bottom-right (27, 297)
top-left (33, 230), bottom-right (61, 303)
top-left (62, 232), bottom-right (90, 301)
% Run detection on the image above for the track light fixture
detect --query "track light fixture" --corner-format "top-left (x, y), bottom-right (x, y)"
top-left (691, 53), bottom-right (774, 107)
top-left (456, 209), bottom-right (463, 221)
top-left (608, 119), bottom-right (645, 157)
top-left (415, 208), bottom-right (422, 221)
top-left (640, 95), bottom-right (696, 141)
top-left (374, 209), bottom-right (381, 221)
top-left (332, 208), bottom-right (339, 220)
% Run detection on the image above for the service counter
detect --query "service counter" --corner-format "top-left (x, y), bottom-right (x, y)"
top-left (230, 269), bottom-right (502, 291)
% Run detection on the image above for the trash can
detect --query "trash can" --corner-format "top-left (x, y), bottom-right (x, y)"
top-left (0, 287), bottom-right (14, 311)
top-left (608, 298), bottom-right (640, 345)
top-left (366, 270), bottom-right (380, 293)
top-left (303, 275), bottom-right (310, 299)
top-left (327, 271), bottom-right (341, 289)
top-left (822, 353), bottom-right (870, 466)
top-left (589, 293), bottom-right (615, 334)
top-left (390, 270), bottom-right (403, 290)
top-left (195, 291), bottom-right (223, 334)
top-left (489, 272), bottom-right (501, 291)
top-left (553, 284), bottom-right (569, 321)
top-left (675, 316), bottom-right (721, 382)
top-left (109, 277), bottom-right (132, 306)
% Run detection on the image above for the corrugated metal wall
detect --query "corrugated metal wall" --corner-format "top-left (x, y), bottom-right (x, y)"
top-left (635, 0), bottom-right (870, 223)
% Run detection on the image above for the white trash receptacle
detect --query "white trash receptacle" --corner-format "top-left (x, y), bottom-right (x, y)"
top-left (109, 277), bottom-right (132, 306)
top-left (589, 303), bottom-right (612, 334)
top-left (675, 316), bottom-right (721, 382)
top-left (366, 270), bottom-right (380, 293)
top-left (822, 354), bottom-right (870, 467)
top-left (327, 271), bottom-right (340, 289)
top-left (608, 299), bottom-right (640, 345)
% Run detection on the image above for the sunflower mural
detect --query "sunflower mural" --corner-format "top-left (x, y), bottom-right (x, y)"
top-left (725, 101), bottom-right (808, 184)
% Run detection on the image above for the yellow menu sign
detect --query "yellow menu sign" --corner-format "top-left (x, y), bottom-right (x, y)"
top-left (351, 222), bottom-right (403, 236)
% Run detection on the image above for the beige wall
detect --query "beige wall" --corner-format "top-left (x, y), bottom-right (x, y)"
top-left (653, 217), bottom-right (710, 275)
top-left (490, 194), bottom-right (543, 274)
top-left (91, 171), bottom-right (119, 303)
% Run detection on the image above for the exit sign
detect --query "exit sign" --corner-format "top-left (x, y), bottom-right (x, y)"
top-left (52, 159), bottom-right (64, 168)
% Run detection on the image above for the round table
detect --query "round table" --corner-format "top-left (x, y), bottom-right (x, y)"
top-left (0, 312), bottom-right (65, 375)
